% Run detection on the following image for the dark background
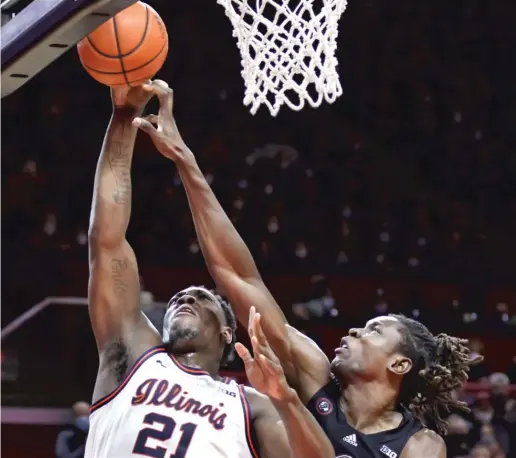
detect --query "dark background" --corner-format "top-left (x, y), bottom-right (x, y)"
top-left (2, 1), bottom-right (516, 457)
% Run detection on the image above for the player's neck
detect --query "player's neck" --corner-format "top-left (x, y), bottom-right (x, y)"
top-left (339, 380), bottom-right (401, 434)
top-left (174, 351), bottom-right (221, 378)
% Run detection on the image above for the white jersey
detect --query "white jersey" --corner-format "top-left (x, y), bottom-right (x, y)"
top-left (86, 346), bottom-right (259, 458)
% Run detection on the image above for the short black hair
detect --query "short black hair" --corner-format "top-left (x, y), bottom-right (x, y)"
top-left (194, 285), bottom-right (237, 366)
top-left (391, 314), bottom-right (480, 435)
top-left (212, 291), bottom-right (237, 366)
top-left (170, 285), bottom-right (237, 366)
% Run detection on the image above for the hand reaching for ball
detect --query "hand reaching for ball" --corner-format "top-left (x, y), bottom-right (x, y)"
top-left (235, 307), bottom-right (294, 403)
top-left (111, 83), bottom-right (154, 114)
top-left (132, 80), bottom-right (191, 163)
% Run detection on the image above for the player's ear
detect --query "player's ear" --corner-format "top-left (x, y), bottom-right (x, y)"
top-left (221, 326), bottom-right (232, 345)
top-left (388, 354), bottom-right (412, 376)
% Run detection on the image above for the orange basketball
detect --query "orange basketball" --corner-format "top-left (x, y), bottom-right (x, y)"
top-left (77, 2), bottom-right (168, 88)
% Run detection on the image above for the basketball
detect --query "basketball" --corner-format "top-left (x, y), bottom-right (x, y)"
top-left (77, 2), bottom-right (168, 88)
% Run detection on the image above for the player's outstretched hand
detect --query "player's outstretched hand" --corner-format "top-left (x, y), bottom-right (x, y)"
top-left (235, 306), bottom-right (294, 403)
top-left (111, 81), bottom-right (154, 114)
top-left (131, 80), bottom-right (190, 162)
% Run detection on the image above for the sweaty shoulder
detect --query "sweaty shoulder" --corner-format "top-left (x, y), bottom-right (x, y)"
top-left (400, 429), bottom-right (446, 458)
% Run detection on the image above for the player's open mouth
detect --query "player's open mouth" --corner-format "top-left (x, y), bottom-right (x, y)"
top-left (335, 337), bottom-right (349, 353)
top-left (175, 306), bottom-right (196, 316)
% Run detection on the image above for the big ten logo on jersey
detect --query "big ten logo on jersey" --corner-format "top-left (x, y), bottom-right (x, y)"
top-left (217, 385), bottom-right (237, 398)
top-left (336, 455), bottom-right (354, 458)
top-left (380, 445), bottom-right (397, 458)
top-left (131, 379), bottom-right (228, 430)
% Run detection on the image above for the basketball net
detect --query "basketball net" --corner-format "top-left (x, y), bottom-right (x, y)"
top-left (217, 0), bottom-right (348, 116)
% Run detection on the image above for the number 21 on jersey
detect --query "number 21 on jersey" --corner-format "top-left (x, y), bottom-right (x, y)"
top-left (133, 412), bottom-right (197, 458)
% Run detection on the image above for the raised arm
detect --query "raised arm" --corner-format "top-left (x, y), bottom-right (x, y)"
top-left (133, 82), bottom-right (330, 401)
top-left (88, 86), bottom-right (161, 354)
top-left (237, 309), bottom-right (335, 458)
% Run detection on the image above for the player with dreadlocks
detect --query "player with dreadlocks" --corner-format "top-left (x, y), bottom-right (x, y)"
top-left (133, 83), bottom-right (480, 458)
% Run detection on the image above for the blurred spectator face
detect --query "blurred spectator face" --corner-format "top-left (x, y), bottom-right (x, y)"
top-left (23, 160), bottom-right (37, 176)
top-left (72, 401), bottom-right (90, 432)
top-left (44, 213), bottom-right (57, 236)
top-left (469, 339), bottom-right (484, 355)
top-left (73, 401), bottom-right (89, 418)
top-left (446, 414), bottom-right (475, 457)
top-left (488, 372), bottom-right (510, 418)
top-left (488, 372), bottom-right (510, 396)
top-left (473, 393), bottom-right (494, 424)
top-left (295, 242), bottom-right (308, 258)
top-left (447, 414), bottom-right (470, 435)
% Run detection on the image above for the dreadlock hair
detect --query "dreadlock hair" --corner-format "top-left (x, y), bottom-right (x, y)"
top-left (391, 314), bottom-right (480, 435)
top-left (207, 289), bottom-right (237, 366)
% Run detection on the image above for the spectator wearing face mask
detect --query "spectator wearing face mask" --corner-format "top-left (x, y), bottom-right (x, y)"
top-left (489, 373), bottom-right (511, 418)
top-left (445, 413), bottom-right (476, 457)
top-left (471, 392), bottom-right (511, 458)
top-left (55, 401), bottom-right (90, 458)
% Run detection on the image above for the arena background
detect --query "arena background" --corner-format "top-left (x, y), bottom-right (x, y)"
top-left (1, 0), bottom-right (516, 457)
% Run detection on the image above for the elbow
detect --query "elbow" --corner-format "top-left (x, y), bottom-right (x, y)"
top-left (88, 223), bottom-right (124, 250)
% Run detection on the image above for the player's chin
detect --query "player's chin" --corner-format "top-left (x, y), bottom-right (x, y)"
top-left (171, 313), bottom-right (200, 325)
top-left (168, 315), bottom-right (201, 336)
top-left (330, 354), bottom-right (353, 372)
top-left (330, 355), bottom-right (343, 372)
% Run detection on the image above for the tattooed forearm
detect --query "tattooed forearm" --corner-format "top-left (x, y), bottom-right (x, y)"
top-left (108, 140), bottom-right (131, 205)
top-left (89, 114), bottom-right (139, 243)
top-left (111, 257), bottom-right (129, 300)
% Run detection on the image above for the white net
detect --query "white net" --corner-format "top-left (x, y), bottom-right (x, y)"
top-left (217, 0), bottom-right (348, 116)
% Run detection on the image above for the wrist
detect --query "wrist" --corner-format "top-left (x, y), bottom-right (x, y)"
top-left (175, 148), bottom-right (197, 169)
top-left (271, 388), bottom-right (300, 407)
top-left (112, 106), bottom-right (144, 120)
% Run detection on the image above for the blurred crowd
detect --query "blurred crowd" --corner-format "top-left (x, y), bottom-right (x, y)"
top-left (445, 353), bottom-right (516, 458)
top-left (2, 0), bottom-right (516, 456)
top-left (3, 1), bottom-right (515, 305)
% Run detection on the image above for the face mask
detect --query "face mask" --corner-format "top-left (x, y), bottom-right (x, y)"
top-left (474, 409), bottom-right (493, 424)
top-left (75, 416), bottom-right (89, 432)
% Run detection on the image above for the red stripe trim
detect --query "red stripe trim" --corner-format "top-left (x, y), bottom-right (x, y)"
top-left (167, 353), bottom-right (211, 377)
top-left (90, 346), bottom-right (166, 414)
top-left (238, 385), bottom-right (260, 458)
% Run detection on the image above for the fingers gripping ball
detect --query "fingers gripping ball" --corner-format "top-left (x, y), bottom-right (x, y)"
top-left (77, 2), bottom-right (168, 88)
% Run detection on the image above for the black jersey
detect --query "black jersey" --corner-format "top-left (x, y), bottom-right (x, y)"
top-left (307, 378), bottom-right (423, 458)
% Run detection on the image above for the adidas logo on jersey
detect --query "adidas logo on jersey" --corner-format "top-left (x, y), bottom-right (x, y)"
top-left (343, 434), bottom-right (357, 446)
top-left (380, 445), bottom-right (397, 458)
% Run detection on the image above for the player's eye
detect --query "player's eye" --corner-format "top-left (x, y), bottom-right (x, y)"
top-left (196, 291), bottom-right (210, 301)
top-left (368, 324), bottom-right (380, 334)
